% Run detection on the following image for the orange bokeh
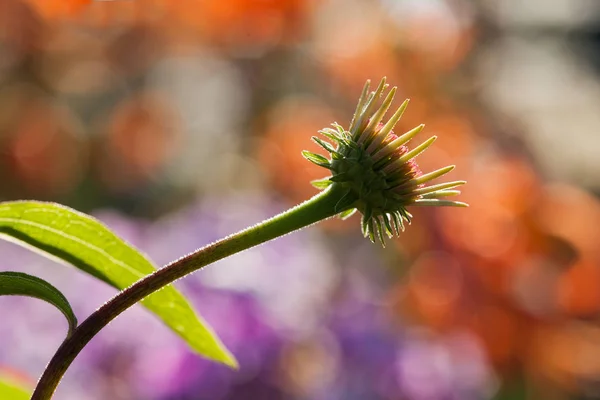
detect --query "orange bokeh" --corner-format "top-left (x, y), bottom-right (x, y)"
top-left (24, 0), bottom-right (91, 19)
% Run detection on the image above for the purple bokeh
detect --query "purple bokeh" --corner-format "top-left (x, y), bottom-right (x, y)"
top-left (0, 195), bottom-right (496, 400)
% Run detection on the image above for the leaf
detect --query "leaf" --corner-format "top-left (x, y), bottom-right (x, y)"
top-left (0, 201), bottom-right (237, 368)
top-left (0, 271), bottom-right (77, 335)
top-left (0, 374), bottom-right (31, 400)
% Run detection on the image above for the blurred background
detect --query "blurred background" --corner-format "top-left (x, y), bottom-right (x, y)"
top-left (1, 0), bottom-right (600, 399)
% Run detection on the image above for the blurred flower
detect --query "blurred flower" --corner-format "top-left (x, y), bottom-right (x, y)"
top-left (151, 290), bottom-right (286, 400)
top-left (0, 84), bottom-right (87, 196)
top-left (382, 0), bottom-right (476, 71)
top-left (24, 0), bottom-right (91, 20)
top-left (94, 91), bottom-right (181, 193)
top-left (106, 23), bottom-right (166, 78)
top-left (256, 96), bottom-right (338, 202)
top-left (0, 0), bottom-right (45, 57)
top-left (148, 54), bottom-right (252, 193)
top-left (36, 28), bottom-right (119, 95)
top-left (439, 154), bottom-right (539, 264)
top-left (396, 330), bottom-right (496, 400)
top-left (398, 252), bottom-right (463, 331)
top-left (527, 323), bottom-right (600, 397)
top-left (390, 146), bottom-right (600, 399)
top-left (76, 0), bottom-right (159, 29)
top-left (312, 0), bottom-right (402, 95)
top-left (165, 0), bottom-right (313, 54)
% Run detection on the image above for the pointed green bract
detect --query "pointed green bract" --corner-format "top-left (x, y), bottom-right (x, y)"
top-left (413, 180), bottom-right (466, 195)
top-left (312, 136), bottom-right (337, 153)
top-left (349, 80), bottom-right (371, 133)
top-left (412, 199), bottom-right (469, 207)
top-left (302, 151), bottom-right (331, 168)
top-left (354, 79), bottom-right (388, 140)
top-left (0, 271), bottom-right (77, 335)
top-left (311, 177), bottom-right (333, 189)
top-left (366, 98), bottom-right (409, 154)
top-left (374, 124), bottom-right (425, 163)
top-left (414, 165), bottom-right (455, 185)
top-left (396, 136), bottom-right (437, 164)
top-left (0, 201), bottom-right (237, 368)
top-left (422, 190), bottom-right (462, 198)
top-left (382, 214), bottom-right (394, 237)
top-left (364, 87), bottom-right (397, 143)
top-left (338, 208), bottom-right (357, 220)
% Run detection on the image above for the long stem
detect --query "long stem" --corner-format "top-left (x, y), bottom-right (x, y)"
top-left (31, 184), bottom-right (352, 400)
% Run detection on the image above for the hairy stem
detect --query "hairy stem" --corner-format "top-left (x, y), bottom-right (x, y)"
top-left (31, 184), bottom-right (353, 400)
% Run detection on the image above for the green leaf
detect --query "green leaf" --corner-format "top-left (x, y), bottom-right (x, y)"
top-left (0, 201), bottom-right (237, 368)
top-left (0, 271), bottom-right (77, 335)
top-left (0, 374), bottom-right (31, 400)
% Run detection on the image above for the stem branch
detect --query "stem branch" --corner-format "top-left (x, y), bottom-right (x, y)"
top-left (31, 184), bottom-right (351, 400)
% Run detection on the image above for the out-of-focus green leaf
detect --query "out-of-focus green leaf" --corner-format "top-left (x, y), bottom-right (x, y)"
top-left (0, 201), bottom-right (236, 368)
top-left (0, 375), bottom-right (31, 400)
top-left (0, 271), bottom-right (77, 334)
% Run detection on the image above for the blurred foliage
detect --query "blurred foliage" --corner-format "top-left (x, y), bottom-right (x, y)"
top-left (0, 368), bottom-right (32, 399)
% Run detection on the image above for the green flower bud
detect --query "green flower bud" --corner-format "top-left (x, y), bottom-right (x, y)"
top-left (303, 78), bottom-right (467, 245)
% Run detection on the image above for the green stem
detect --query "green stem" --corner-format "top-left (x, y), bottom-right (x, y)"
top-left (31, 184), bottom-right (353, 400)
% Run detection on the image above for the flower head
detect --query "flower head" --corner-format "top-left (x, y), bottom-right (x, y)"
top-left (302, 78), bottom-right (468, 245)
